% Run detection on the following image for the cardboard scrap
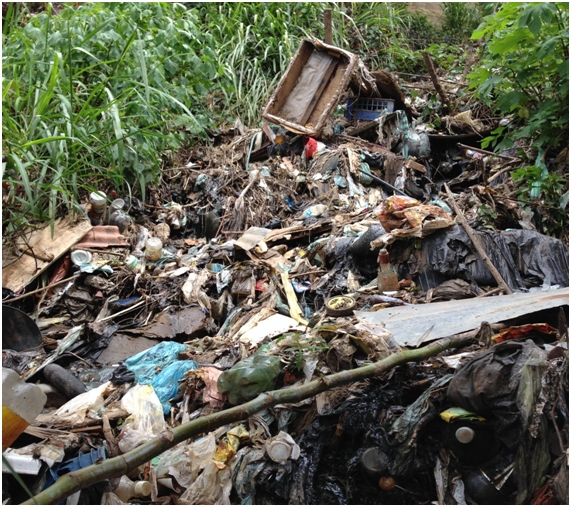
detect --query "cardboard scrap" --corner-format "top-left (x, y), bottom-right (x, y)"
top-left (2, 217), bottom-right (92, 292)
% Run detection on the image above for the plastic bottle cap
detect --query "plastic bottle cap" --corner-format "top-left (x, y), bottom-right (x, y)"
top-left (455, 426), bottom-right (475, 443)
top-left (267, 441), bottom-right (291, 462)
top-left (71, 250), bottom-right (93, 266)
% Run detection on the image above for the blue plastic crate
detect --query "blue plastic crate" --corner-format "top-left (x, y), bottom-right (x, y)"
top-left (345, 97), bottom-right (395, 121)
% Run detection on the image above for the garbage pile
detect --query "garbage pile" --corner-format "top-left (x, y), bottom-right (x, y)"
top-left (2, 38), bottom-right (569, 505)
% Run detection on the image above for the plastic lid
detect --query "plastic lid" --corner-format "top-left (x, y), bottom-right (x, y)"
top-left (267, 441), bottom-right (291, 462)
top-left (455, 426), bottom-right (475, 443)
top-left (146, 237), bottom-right (163, 249)
top-left (89, 191), bottom-right (106, 205)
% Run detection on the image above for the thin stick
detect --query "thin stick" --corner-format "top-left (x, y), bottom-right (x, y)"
top-left (24, 333), bottom-right (475, 506)
top-left (487, 164), bottom-right (519, 184)
top-left (214, 210), bottom-right (229, 239)
top-left (71, 247), bottom-right (125, 256)
top-left (96, 299), bottom-right (146, 323)
top-left (444, 184), bottom-right (513, 295)
top-left (2, 275), bottom-right (81, 303)
top-left (457, 143), bottom-right (519, 162)
top-left (422, 51), bottom-right (452, 111)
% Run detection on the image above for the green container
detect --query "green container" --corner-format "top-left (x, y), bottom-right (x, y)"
top-left (217, 347), bottom-right (282, 405)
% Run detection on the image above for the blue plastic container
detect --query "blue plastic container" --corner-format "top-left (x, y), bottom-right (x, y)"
top-left (344, 97), bottom-right (395, 121)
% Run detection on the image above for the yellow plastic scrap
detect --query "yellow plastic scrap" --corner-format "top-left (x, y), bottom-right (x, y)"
top-left (439, 407), bottom-right (486, 423)
top-left (212, 424), bottom-right (249, 469)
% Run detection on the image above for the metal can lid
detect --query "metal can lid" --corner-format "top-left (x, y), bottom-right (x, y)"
top-left (455, 426), bottom-right (475, 443)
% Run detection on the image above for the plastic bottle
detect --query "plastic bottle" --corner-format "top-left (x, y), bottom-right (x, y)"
top-left (113, 476), bottom-right (152, 502)
top-left (145, 237), bottom-right (163, 262)
top-left (2, 368), bottom-right (47, 451)
top-left (377, 249), bottom-right (399, 293)
top-left (109, 211), bottom-right (131, 234)
top-left (304, 204), bottom-right (328, 218)
top-left (88, 191), bottom-right (107, 225)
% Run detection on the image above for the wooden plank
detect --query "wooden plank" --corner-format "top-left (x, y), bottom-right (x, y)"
top-left (354, 288), bottom-right (569, 348)
top-left (2, 217), bottom-right (93, 292)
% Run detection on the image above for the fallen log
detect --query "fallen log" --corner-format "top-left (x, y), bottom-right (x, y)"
top-left (22, 333), bottom-right (474, 505)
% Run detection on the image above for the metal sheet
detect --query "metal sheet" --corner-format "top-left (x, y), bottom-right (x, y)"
top-left (354, 288), bottom-right (569, 347)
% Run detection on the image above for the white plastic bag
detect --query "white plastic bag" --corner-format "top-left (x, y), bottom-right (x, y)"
top-left (118, 384), bottom-right (167, 453)
top-left (51, 381), bottom-right (111, 425)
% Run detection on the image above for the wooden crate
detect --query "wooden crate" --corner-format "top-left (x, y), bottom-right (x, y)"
top-left (262, 39), bottom-right (358, 137)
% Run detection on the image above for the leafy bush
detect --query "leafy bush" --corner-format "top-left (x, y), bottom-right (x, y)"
top-left (2, 2), bottom-right (219, 232)
top-left (467, 2), bottom-right (569, 156)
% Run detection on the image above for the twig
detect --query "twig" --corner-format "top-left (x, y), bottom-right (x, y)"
top-left (2, 275), bottom-right (81, 303)
top-left (422, 51), bottom-right (452, 112)
top-left (102, 414), bottom-right (121, 458)
top-left (24, 333), bottom-right (475, 506)
top-left (96, 299), bottom-right (147, 323)
top-left (66, 351), bottom-right (95, 368)
top-left (444, 184), bottom-right (513, 295)
top-left (71, 247), bottom-right (125, 256)
top-left (487, 164), bottom-right (520, 184)
top-left (289, 270), bottom-right (326, 278)
top-left (457, 143), bottom-right (519, 162)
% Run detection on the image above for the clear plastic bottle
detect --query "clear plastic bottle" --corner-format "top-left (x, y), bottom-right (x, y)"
top-left (145, 237), bottom-right (163, 262)
top-left (88, 191), bottom-right (107, 225)
top-left (2, 368), bottom-right (47, 451)
top-left (377, 248), bottom-right (399, 293)
top-left (113, 476), bottom-right (152, 502)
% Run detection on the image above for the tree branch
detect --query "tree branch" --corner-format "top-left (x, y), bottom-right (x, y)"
top-left (22, 334), bottom-right (474, 505)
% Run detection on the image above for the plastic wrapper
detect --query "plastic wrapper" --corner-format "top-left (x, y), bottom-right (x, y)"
top-left (181, 269), bottom-right (209, 305)
top-left (124, 342), bottom-right (187, 385)
top-left (118, 384), bottom-right (167, 453)
top-left (212, 425), bottom-right (249, 469)
top-left (198, 366), bottom-right (225, 408)
top-left (51, 381), bottom-right (110, 425)
top-left (155, 429), bottom-right (223, 492)
top-left (150, 359), bottom-right (198, 414)
top-left (101, 492), bottom-right (126, 505)
top-left (217, 346), bottom-right (282, 405)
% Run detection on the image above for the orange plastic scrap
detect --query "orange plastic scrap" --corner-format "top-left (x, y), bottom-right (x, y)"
top-left (492, 323), bottom-right (560, 343)
top-left (530, 483), bottom-right (556, 505)
top-left (212, 425), bottom-right (249, 469)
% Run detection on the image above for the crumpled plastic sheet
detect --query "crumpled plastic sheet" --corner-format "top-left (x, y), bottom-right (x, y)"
top-left (118, 384), bottom-right (167, 453)
top-left (124, 342), bottom-right (187, 384)
top-left (447, 339), bottom-right (548, 451)
top-left (420, 225), bottom-right (569, 291)
top-left (150, 359), bottom-right (199, 414)
top-left (388, 375), bottom-right (452, 476)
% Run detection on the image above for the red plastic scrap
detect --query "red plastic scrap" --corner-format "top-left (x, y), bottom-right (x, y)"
top-left (44, 254), bottom-right (71, 298)
top-left (255, 279), bottom-right (269, 292)
top-left (492, 323), bottom-right (560, 343)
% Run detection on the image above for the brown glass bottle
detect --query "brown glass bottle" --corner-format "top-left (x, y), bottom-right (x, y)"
top-left (377, 249), bottom-right (399, 293)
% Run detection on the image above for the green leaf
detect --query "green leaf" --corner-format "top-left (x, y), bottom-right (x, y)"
top-left (489, 29), bottom-right (529, 55)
